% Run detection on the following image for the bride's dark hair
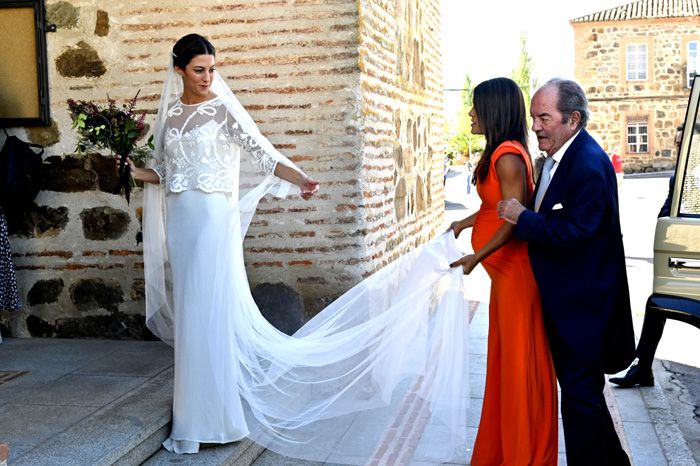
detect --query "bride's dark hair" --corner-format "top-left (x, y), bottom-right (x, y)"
top-left (172, 34), bottom-right (216, 69)
top-left (472, 77), bottom-right (529, 184)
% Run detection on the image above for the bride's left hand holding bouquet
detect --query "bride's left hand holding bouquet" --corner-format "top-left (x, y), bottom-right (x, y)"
top-left (67, 91), bottom-right (154, 203)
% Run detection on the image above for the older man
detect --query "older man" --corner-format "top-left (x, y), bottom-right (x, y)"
top-left (498, 79), bottom-right (635, 466)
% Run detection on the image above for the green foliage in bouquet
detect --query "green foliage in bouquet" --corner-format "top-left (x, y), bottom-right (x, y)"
top-left (67, 91), bottom-right (154, 202)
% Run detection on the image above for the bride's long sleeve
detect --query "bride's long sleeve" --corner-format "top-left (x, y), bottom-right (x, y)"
top-left (149, 158), bottom-right (166, 182)
top-left (226, 113), bottom-right (278, 175)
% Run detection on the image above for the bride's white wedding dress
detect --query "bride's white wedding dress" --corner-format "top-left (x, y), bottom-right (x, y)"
top-left (143, 67), bottom-right (472, 464)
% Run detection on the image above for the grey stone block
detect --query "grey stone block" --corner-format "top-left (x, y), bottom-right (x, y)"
top-left (469, 372), bottom-right (485, 396)
top-left (467, 396), bottom-right (483, 428)
top-left (252, 450), bottom-right (326, 466)
top-left (79, 207), bottom-right (130, 240)
top-left (0, 386), bottom-right (21, 405)
top-left (613, 387), bottom-right (651, 422)
top-left (252, 283), bottom-right (304, 335)
top-left (0, 368), bottom-right (70, 388)
top-left (558, 423), bottom-right (566, 453)
top-left (94, 10), bottom-right (109, 37)
top-left (13, 367), bottom-right (173, 466)
top-left (468, 337), bottom-right (487, 356)
top-left (469, 353), bottom-right (487, 375)
top-left (8, 204), bottom-right (69, 238)
top-left (26, 279), bottom-right (64, 306)
top-left (624, 421), bottom-right (667, 466)
top-left (17, 374), bottom-right (149, 407)
top-left (144, 438), bottom-right (265, 466)
top-left (4, 442), bottom-right (30, 465)
top-left (69, 278), bottom-right (123, 311)
top-left (46, 1), bottom-right (79, 29)
top-left (26, 120), bottom-right (60, 147)
top-left (0, 404), bottom-right (95, 456)
top-left (40, 156), bottom-right (98, 193)
top-left (56, 41), bottom-right (106, 78)
top-left (75, 346), bottom-right (172, 377)
top-left (640, 360), bottom-right (697, 465)
top-left (112, 423), bottom-right (169, 466)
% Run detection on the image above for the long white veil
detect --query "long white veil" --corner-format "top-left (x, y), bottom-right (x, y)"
top-left (143, 59), bottom-right (472, 464)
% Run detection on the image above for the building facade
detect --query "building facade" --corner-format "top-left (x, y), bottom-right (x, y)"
top-left (0, 0), bottom-right (446, 338)
top-left (571, 0), bottom-right (700, 171)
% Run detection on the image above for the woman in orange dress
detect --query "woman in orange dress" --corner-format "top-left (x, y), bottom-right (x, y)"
top-left (449, 77), bottom-right (558, 465)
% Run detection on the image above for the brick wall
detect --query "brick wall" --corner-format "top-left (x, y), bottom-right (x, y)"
top-left (572, 17), bottom-right (699, 171)
top-left (0, 0), bottom-right (445, 336)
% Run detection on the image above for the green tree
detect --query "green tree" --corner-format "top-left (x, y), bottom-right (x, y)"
top-left (511, 33), bottom-right (538, 111)
top-left (446, 73), bottom-right (484, 162)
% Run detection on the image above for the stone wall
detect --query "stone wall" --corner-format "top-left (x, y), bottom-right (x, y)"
top-left (358, 0), bottom-right (445, 269)
top-left (0, 0), bottom-right (445, 337)
top-left (572, 17), bottom-right (699, 172)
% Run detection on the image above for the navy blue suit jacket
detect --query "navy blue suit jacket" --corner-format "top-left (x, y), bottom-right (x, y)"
top-left (515, 130), bottom-right (635, 373)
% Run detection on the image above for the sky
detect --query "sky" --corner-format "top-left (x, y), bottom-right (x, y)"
top-left (440, 0), bottom-right (632, 118)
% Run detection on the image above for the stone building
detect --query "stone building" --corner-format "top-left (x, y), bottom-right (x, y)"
top-left (571, 0), bottom-right (700, 171)
top-left (0, 0), bottom-right (446, 338)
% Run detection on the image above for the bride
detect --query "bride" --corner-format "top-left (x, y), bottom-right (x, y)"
top-left (124, 33), bottom-right (471, 464)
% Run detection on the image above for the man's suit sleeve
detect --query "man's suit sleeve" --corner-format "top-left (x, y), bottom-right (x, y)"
top-left (514, 168), bottom-right (610, 251)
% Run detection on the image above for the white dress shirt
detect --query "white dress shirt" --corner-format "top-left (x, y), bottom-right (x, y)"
top-left (545, 130), bottom-right (581, 180)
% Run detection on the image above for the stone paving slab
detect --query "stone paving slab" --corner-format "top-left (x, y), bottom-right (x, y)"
top-left (12, 367), bottom-right (173, 465)
top-left (0, 339), bottom-right (173, 465)
top-left (642, 360), bottom-right (697, 466)
top-left (0, 403), bottom-right (95, 458)
top-left (16, 374), bottom-right (151, 407)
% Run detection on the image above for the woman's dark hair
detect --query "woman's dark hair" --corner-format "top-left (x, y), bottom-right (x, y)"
top-left (472, 77), bottom-right (530, 183)
top-left (172, 34), bottom-right (216, 69)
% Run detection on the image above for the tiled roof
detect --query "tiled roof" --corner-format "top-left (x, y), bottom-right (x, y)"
top-left (571, 0), bottom-right (700, 23)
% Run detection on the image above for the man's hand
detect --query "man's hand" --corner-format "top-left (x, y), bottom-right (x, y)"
top-left (497, 198), bottom-right (526, 225)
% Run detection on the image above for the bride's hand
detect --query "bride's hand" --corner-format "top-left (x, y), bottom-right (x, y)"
top-left (299, 176), bottom-right (320, 200)
top-left (449, 254), bottom-right (479, 275)
top-left (115, 155), bottom-right (136, 174)
top-left (116, 155), bottom-right (157, 183)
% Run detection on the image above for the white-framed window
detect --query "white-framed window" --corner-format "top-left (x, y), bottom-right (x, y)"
top-left (626, 44), bottom-right (647, 80)
top-left (627, 118), bottom-right (649, 153)
top-left (688, 41), bottom-right (699, 88)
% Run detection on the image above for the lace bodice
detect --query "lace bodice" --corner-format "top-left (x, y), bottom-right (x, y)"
top-left (152, 96), bottom-right (278, 194)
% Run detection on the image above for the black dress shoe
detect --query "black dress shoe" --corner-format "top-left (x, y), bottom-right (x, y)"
top-left (609, 363), bottom-right (654, 388)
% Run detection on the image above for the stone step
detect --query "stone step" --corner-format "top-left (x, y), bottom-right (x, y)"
top-left (142, 438), bottom-right (265, 465)
top-left (5, 350), bottom-right (264, 466)
top-left (12, 367), bottom-right (174, 466)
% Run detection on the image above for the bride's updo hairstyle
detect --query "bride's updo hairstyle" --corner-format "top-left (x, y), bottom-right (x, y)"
top-left (172, 34), bottom-right (216, 69)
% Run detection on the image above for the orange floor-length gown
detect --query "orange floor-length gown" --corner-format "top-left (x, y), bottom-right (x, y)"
top-left (470, 141), bottom-right (558, 466)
